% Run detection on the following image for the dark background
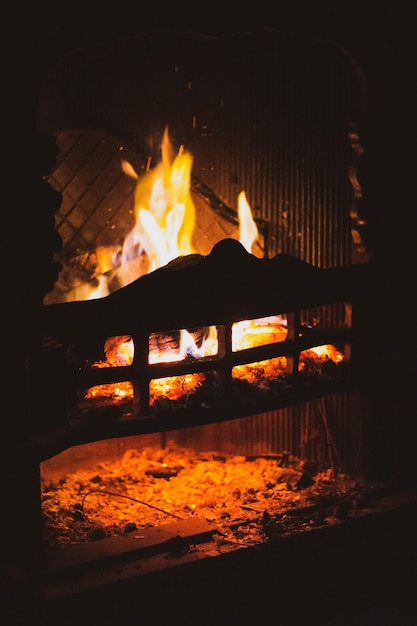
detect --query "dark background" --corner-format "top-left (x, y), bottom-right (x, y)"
top-left (2, 3), bottom-right (416, 625)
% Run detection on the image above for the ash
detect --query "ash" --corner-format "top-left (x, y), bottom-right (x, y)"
top-left (41, 442), bottom-right (375, 551)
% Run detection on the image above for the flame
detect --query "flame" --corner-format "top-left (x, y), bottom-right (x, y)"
top-left (148, 326), bottom-right (218, 401)
top-left (85, 127), bottom-right (259, 300)
top-left (149, 327), bottom-right (218, 365)
top-left (87, 275), bottom-right (110, 300)
top-left (238, 190), bottom-right (259, 253)
top-left (232, 315), bottom-right (288, 351)
top-left (121, 127), bottom-right (196, 279)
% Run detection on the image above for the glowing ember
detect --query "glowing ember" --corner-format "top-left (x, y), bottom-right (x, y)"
top-left (41, 441), bottom-right (360, 550)
top-left (301, 344), bottom-right (344, 364)
top-left (149, 373), bottom-right (206, 403)
top-left (85, 381), bottom-right (133, 402)
top-left (232, 315), bottom-right (288, 351)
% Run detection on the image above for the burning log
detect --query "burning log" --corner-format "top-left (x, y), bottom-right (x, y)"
top-left (41, 238), bottom-right (363, 340)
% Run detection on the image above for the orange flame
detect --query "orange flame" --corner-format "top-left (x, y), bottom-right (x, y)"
top-left (120, 127), bottom-right (196, 280)
top-left (87, 127), bottom-right (259, 300)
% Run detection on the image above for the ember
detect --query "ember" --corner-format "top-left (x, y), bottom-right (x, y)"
top-left (41, 440), bottom-right (370, 552)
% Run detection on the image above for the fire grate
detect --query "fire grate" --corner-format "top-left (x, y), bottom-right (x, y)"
top-left (37, 238), bottom-right (366, 460)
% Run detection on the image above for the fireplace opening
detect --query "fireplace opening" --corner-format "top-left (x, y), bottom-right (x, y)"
top-left (30, 19), bottom-right (407, 590)
top-left (5, 7), bottom-right (417, 623)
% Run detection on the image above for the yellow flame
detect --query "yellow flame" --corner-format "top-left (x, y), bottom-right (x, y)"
top-left (120, 126), bottom-right (196, 278)
top-left (84, 127), bottom-right (260, 300)
top-left (238, 190), bottom-right (259, 253)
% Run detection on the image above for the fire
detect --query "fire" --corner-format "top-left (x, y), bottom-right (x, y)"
top-left (148, 327), bottom-right (218, 365)
top-left (118, 126), bottom-right (196, 286)
top-left (88, 126), bottom-right (259, 300)
top-left (237, 189), bottom-right (258, 253)
top-left (82, 127), bottom-right (343, 407)
top-left (232, 315), bottom-right (288, 351)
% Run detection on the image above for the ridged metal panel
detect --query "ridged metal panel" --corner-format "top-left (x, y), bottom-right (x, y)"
top-left (185, 31), bottom-right (356, 269)
top-left (39, 29), bottom-right (357, 270)
top-left (170, 391), bottom-right (369, 477)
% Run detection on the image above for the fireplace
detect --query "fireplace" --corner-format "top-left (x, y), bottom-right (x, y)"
top-left (3, 5), bottom-right (417, 626)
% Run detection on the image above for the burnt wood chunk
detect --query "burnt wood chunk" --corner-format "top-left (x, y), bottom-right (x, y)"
top-left (41, 238), bottom-right (367, 342)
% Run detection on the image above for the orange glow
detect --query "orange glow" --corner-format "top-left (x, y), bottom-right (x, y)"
top-left (303, 343), bottom-right (344, 364)
top-left (41, 440), bottom-right (360, 550)
top-left (299, 343), bottom-right (344, 372)
top-left (232, 315), bottom-right (288, 351)
top-left (233, 356), bottom-right (288, 383)
top-left (84, 381), bottom-right (133, 402)
top-left (149, 373), bottom-right (206, 403)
